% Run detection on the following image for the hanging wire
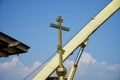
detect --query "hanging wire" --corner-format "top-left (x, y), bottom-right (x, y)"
top-left (23, 51), bottom-right (57, 80)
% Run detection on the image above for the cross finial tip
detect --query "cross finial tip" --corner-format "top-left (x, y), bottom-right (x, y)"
top-left (56, 16), bottom-right (63, 23)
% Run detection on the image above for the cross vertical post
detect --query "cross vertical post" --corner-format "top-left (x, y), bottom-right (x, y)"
top-left (57, 16), bottom-right (63, 67)
top-left (49, 16), bottom-right (70, 80)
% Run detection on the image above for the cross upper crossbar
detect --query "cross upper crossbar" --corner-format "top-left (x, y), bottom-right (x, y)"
top-left (49, 16), bottom-right (70, 31)
top-left (49, 23), bottom-right (70, 31)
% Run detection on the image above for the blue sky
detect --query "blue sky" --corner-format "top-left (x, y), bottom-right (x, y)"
top-left (0, 0), bottom-right (120, 80)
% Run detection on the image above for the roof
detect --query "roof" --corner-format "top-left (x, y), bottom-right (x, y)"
top-left (0, 32), bottom-right (30, 57)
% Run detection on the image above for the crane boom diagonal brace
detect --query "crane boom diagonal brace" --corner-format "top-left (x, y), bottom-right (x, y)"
top-left (33, 0), bottom-right (120, 80)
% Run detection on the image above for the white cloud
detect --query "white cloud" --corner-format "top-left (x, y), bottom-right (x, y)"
top-left (0, 57), bottom-right (19, 69)
top-left (0, 57), bottom-right (41, 80)
top-left (64, 52), bottom-right (97, 66)
top-left (0, 52), bottom-right (120, 80)
top-left (106, 64), bottom-right (120, 71)
top-left (64, 52), bottom-right (120, 80)
top-left (80, 52), bottom-right (97, 64)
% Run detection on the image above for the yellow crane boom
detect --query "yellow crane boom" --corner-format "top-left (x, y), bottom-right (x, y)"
top-left (33, 0), bottom-right (120, 80)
